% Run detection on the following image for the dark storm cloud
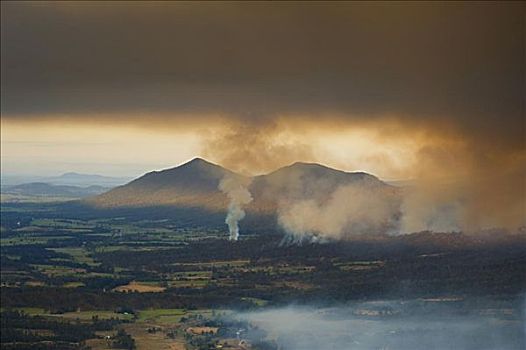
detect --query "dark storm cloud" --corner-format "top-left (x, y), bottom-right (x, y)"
top-left (2, 1), bottom-right (524, 143)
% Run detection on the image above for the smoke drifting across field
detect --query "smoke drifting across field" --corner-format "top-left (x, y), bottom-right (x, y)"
top-left (232, 299), bottom-right (525, 350)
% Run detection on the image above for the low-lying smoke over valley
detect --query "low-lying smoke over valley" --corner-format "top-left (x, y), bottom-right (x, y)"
top-left (229, 298), bottom-right (525, 350)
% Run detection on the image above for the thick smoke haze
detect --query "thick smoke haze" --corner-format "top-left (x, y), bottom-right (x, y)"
top-left (203, 114), bottom-right (525, 235)
top-left (219, 176), bottom-right (253, 241)
top-left (2, 2), bottom-right (524, 234)
top-left (203, 121), bottom-right (316, 176)
top-left (264, 157), bottom-right (524, 240)
top-left (278, 181), bottom-right (400, 241)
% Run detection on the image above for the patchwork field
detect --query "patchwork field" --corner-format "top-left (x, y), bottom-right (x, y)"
top-left (1, 202), bottom-right (525, 349)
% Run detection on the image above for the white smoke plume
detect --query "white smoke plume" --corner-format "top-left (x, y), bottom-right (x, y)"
top-left (278, 182), bottom-right (400, 242)
top-left (219, 176), bottom-right (253, 241)
top-left (277, 179), bottom-right (523, 242)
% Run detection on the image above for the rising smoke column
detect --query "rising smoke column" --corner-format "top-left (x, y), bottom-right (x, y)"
top-left (219, 176), bottom-right (253, 241)
top-left (277, 182), bottom-right (400, 242)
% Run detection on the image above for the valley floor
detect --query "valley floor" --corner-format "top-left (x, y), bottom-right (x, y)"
top-left (1, 202), bottom-right (525, 349)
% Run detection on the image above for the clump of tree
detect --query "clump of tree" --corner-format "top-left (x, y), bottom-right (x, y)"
top-left (1, 310), bottom-right (128, 349)
top-left (111, 329), bottom-right (135, 349)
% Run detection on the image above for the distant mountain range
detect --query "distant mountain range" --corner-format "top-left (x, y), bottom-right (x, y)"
top-left (1, 172), bottom-right (131, 201)
top-left (1, 172), bottom-right (131, 187)
top-left (87, 158), bottom-right (397, 214)
top-left (2, 182), bottom-right (109, 198)
top-left (45, 172), bottom-right (132, 187)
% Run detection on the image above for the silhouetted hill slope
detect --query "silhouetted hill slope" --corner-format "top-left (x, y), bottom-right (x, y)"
top-left (87, 158), bottom-right (246, 210)
top-left (248, 162), bottom-right (394, 213)
top-left (87, 159), bottom-right (396, 218)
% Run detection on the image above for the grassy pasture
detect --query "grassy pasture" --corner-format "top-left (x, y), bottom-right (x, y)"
top-left (63, 281), bottom-right (86, 288)
top-left (50, 247), bottom-right (99, 266)
top-left (171, 259), bottom-right (250, 268)
top-left (169, 279), bottom-right (209, 288)
top-left (31, 218), bottom-right (94, 229)
top-left (0, 307), bottom-right (49, 315)
top-left (122, 322), bottom-right (186, 350)
top-left (29, 264), bottom-right (114, 278)
top-left (30, 264), bottom-right (87, 277)
top-left (1, 236), bottom-right (54, 246)
top-left (58, 310), bottom-right (134, 321)
top-left (137, 308), bottom-right (186, 323)
top-left (113, 281), bottom-right (166, 293)
top-left (335, 260), bottom-right (384, 271)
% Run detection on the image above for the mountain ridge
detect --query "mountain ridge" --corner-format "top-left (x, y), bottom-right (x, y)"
top-left (87, 158), bottom-right (396, 214)
top-left (1, 172), bottom-right (130, 187)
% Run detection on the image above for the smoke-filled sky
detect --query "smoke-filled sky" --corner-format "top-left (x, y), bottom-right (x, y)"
top-left (1, 1), bottom-right (524, 181)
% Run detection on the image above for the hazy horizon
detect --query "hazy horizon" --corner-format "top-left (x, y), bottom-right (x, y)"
top-left (0, 156), bottom-right (411, 181)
